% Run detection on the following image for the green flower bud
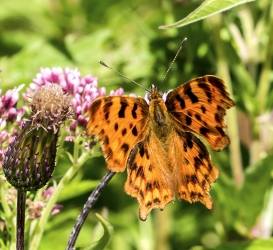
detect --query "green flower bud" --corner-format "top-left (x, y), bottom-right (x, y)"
top-left (3, 85), bottom-right (72, 191)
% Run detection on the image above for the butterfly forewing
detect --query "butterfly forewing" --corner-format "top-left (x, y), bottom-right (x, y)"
top-left (165, 75), bottom-right (235, 151)
top-left (87, 96), bottom-right (149, 172)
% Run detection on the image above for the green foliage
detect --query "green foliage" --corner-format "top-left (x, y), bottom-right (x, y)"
top-left (159, 0), bottom-right (256, 29)
top-left (0, 0), bottom-right (273, 249)
top-left (214, 238), bottom-right (273, 250)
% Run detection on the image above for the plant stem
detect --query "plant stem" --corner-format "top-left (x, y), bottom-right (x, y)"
top-left (16, 190), bottom-right (26, 250)
top-left (257, 1), bottom-right (273, 113)
top-left (212, 14), bottom-right (244, 188)
top-left (66, 171), bottom-right (115, 249)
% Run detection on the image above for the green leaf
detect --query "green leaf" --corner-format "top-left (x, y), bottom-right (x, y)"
top-left (159, 0), bottom-right (256, 29)
top-left (76, 213), bottom-right (114, 250)
top-left (239, 154), bottom-right (273, 228)
top-left (214, 238), bottom-right (273, 250)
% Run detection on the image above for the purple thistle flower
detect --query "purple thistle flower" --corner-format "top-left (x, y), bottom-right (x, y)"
top-left (24, 67), bottom-right (125, 141)
top-left (26, 186), bottom-right (62, 219)
top-left (0, 84), bottom-right (25, 124)
top-left (0, 85), bottom-right (26, 169)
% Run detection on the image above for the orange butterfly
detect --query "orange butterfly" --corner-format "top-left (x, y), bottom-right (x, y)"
top-left (87, 54), bottom-right (234, 222)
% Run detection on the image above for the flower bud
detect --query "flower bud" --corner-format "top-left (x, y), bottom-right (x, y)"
top-left (3, 85), bottom-right (72, 190)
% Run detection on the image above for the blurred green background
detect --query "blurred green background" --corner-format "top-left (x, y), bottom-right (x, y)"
top-left (1, 0), bottom-right (273, 249)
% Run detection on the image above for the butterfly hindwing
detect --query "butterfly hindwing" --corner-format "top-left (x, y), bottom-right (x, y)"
top-left (165, 75), bottom-right (235, 151)
top-left (169, 130), bottom-right (219, 209)
top-left (87, 96), bottom-right (149, 172)
top-left (125, 133), bottom-right (175, 221)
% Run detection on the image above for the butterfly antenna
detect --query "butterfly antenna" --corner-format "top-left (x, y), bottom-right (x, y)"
top-left (160, 37), bottom-right (187, 87)
top-left (99, 61), bottom-right (149, 92)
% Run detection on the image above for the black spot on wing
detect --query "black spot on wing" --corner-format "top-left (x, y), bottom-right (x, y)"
top-left (215, 113), bottom-right (221, 123)
top-left (191, 175), bottom-right (198, 184)
top-left (216, 126), bottom-right (226, 136)
top-left (154, 181), bottom-right (160, 189)
top-left (194, 157), bottom-right (202, 170)
top-left (201, 105), bottom-right (206, 114)
top-left (90, 99), bottom-right (102, 116)
top-left (186, 138), bottom-right (193, 149)
top-left (103, 100), bottom-right (113, 120)
top-left (195, 114), bottom-right (201, 121)
top-left (146, 182), bottom-right (152, 191)
top-left (153, 198), bottom-right (160, 204)
top-left (114, 123), bottom-right (118, 131)
top-left (183, 142), bottom-right (187, 152)
top-left (185, 87), bottom-right (198, 103)
top-left (206, 76), bottom-right (226, 96)
top-left (175, 95), bottom-right (185, 109)
top-left (139, 146), bottom-right (145, 158)
top-left (121, 143), bottom-right (129, 154)
top-left (190, 191), bottom-right (196, 198)
top-left (136, 166), bottom-right (145, 178)
top-left (122, 128), bottom-right (127, 136)
top-left (118, 98), bottom-right (129, 118)
top-left (132, 103), bottom-right (138, 119)
top-left (130, 163), bottom-right (137, 171)
top-left (132, 126), bottom-right (138, 136)
top-left (198, 82), bottom-right (212, 103)
top-left (200, 127), bottom-right (210, 137)
top-left (186, 116), bottom-right (192, 125)
top-left (146, 201), bottom-right (152, 207)
top-left (104, 136), bottom-right (109, 146)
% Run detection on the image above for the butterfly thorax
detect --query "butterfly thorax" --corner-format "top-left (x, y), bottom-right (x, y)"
top-left (149, 99), bottom-right (172, 145)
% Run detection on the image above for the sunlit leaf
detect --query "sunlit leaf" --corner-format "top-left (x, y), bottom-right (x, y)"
top-left (159, 0), bottom-right (256, 29)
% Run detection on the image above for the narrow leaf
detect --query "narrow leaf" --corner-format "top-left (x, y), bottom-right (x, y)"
top-left (76, 213), bottom-right (114, 250)
top-left (159, 0), bottom-right (255, 29)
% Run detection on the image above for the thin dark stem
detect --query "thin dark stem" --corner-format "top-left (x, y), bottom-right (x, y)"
top-left (17, 190), bottom-right (26, 250)
top-left (66, 171), bottom-right (115, 249)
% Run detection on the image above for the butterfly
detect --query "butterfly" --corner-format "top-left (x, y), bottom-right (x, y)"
top-left (87, 68), bottom-right (234, 221)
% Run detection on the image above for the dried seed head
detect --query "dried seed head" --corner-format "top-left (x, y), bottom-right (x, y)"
top-left (29, 85), bottom-right (72, 133)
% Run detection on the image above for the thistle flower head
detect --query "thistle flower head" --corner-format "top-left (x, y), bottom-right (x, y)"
top-left (3, 84), bottom-right (71, 190)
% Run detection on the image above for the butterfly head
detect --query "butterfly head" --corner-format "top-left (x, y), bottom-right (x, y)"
top-left (148, 84), bottom-right (163, 100)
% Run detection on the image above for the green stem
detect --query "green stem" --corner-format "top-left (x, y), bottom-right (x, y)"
top-left (66, 171), bottom-right (115, 249)
top-left (55, 122), bottom-right (67, 164)
top-left (212, 14), bottom-right (244, 188)
top-left (256, 1), bottom-right (273, 113)
top-left (28, 151), bottom-right (90, 250)
top-left (16, 190), bottom-right (26, 250)
top-left (1, 179), bottom-right (16, 250)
